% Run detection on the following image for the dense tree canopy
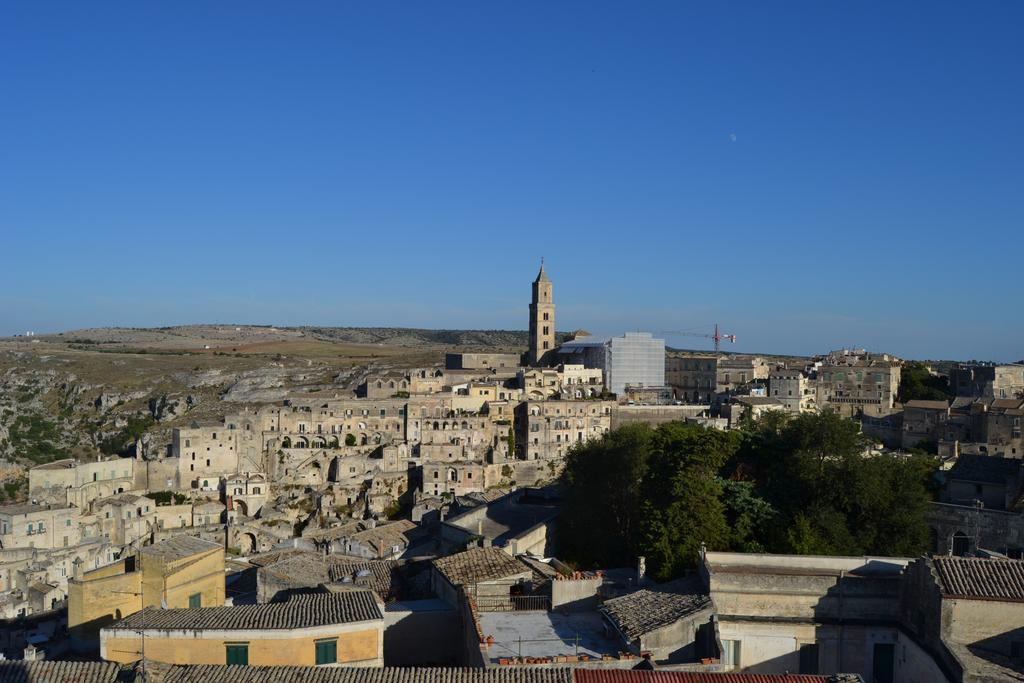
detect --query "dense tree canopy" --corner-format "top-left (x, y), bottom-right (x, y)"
top-left (558, 411), bottom-right (937, 579)
top-left (897, 362), bottom-right (953, 403)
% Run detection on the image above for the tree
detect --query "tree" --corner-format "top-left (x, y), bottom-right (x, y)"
top-left (719, 478), bottom-right (776, 553)
top-left (638, 422), bottom-right (740, 579)
top-left (344, 433), bottom-right (357, 447)
top-left (897, 362), bottom-right (952, 403)
top-left (560, 424), bottom-right (653, 569)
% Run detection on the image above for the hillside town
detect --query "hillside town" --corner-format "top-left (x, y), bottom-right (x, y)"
top-left (1, 264), bottom-right (1023, 683)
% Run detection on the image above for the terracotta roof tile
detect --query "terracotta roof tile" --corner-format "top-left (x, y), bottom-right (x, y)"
top-left (432, 548), bottom-right (530, 586)
top-left (107, 591), bottom-right (382, 631)
top-left (933, 556), bottom-right (1024, 601)
top-left (600, 578), bottom-right (711, 640)
top-left (0, 660), bottom-right (122, 683)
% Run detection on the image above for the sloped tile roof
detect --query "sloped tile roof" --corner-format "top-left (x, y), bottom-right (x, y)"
top-left (258, 554), bottom-right (403, 600)
top-left (600, 577), bottom-right (712, 640)
top-left (139, 535), bottom-right (222, 562)
top-left (946, 454), bottom-right (1021, 484)
top-left (161, 666), bottom-right (574, 683)
top-left (933, 556), bottom-right (1024, 601)
top-left (432, 548), bottom-right (530, 586)
top-left (576, 672), bottom-right (860, 683)
top-left (107, 591), bottom-right (382, 631)
top-left (0, 660), bottom-right (122, 683)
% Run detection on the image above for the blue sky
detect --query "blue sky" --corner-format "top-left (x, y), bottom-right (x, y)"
top-left (1, 2), bottom-right (1022, 361)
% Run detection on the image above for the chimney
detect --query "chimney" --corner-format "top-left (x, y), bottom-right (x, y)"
top-left (23, 645), bottom-right (39, 662)
top-left (223, 597), bottom-right (234, 607)
top-left (637, 556), bottom-right (646, 584)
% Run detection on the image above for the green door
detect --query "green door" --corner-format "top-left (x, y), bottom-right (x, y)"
top-left (225, 643), bottom-right (249, 665)
top-left (315, 639), bottom-right (337, 665)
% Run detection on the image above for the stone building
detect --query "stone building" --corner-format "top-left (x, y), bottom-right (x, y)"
top-left (69, 535), bottom-right (225, 653)
top-left (717, 356), bottom-right (771, 395)
top-left (955, 398), bottom-right (1024, 458)
top-left (90, 493), bottom-right (157, 547)
top-left (814, 350), bottom-right (901, 418)
top-left (173, 420), bottom-right (263, 491)
top-left (445, 353), bottom-right (521, 371)
top-left (0, 503), bottom-right (80, 550)
top-left (421, 461), bottom-right (494, 498)
top-left (224, 471), bottom-right (268, 520)
top-left (901, 555), bottom-right (1024, 681)
top-left (527, 262), bottom-right (556, 366)
top-left (666, 354), bottom-right (769, 404)
top-left (703, 551), bottom-right (946, 680)
top-left (518, 365), bottom-right (603, 401)
top-left (28, 457), bottom-right (136, 508)
top-left (100, 591), bottom-right (385, 667)
top-left (0, 538), bottom-right (115, 622)
top-left (363, 368), bottom-right (445, 399)
top-left (768, 367), bottom-right (816, 413)
top-left (515, 400), bottom-right (614, 460)
top-left (929, 454), bottom-right (1024, 557)
top-left (665, 354), bottom-right (718, 404)
top-left (951, 363), bottom-right (1024, 399)
top-left (902, 399), bottom-right (951, 449)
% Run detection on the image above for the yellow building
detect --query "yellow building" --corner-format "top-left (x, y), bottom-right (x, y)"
top-left (100, 591), bottom-right (384, 667)
top-left (68, 535), bottom-right (225, 653)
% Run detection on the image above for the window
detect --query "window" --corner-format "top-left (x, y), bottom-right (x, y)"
top-left (66, 518), bottom-right (72, 527)
top-left (315, 639), bottom-right (337, 665)
top-left (721, 640), bottom-right (741, 667)
top-left (225, 643), bottom-right (248, 665)
top-left (189, 593), bottom-right (201, 608)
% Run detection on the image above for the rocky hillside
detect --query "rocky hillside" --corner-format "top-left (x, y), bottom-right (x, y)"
top-left (1, 325), bottom-right (523, 501)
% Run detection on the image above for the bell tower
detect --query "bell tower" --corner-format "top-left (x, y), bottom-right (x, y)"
top-left (528, 260), bottom-right (555, 366)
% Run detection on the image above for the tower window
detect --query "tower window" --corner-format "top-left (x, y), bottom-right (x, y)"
top-left (543, 313), bottom-right (549, 321)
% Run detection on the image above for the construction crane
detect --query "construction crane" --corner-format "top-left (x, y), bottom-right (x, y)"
top-left (659, 323), bottom-right (737, 352)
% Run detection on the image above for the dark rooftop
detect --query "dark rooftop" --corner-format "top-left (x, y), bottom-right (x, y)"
top-left (946, 454), bottom-right (1022, 485)
top-left (0, 660), bottom-right (122, 683)
top-left (159, 666), bottom-right (574, 683)
top-left (107, 591), bottom-right (382, 631)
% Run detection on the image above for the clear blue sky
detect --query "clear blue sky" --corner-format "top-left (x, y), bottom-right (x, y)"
top-left (2, 2), bottom-right (1022, 361)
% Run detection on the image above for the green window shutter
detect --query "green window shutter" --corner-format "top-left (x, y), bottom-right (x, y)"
top-left (315, 639), bottom-right (337, 665)
top-left (189, 593), bottom-right (201, 609)
top-left (226, 644), bottom-right (248, 665)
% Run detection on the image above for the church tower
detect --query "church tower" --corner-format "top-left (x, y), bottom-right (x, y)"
top-left (528, 260), bottom-right (555, 366)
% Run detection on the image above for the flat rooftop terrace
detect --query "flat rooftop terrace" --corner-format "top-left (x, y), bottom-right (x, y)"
top-left (478, 610), bottom-right (620, 664)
